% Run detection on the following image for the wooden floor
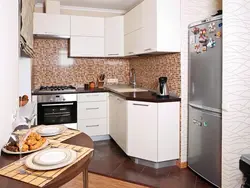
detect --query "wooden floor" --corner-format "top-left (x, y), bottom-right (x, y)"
top-left (61, 173), bottom-right (149, 188)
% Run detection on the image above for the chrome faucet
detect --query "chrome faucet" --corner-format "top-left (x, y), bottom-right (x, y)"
top-left (130, 68), bottom-right (136, 88)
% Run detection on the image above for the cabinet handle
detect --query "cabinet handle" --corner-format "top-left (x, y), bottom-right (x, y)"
top-left (128, 52), bottom-right (134, 54)
top-left (144, 48), bottom-right (152, 51)
top-left (133, 103), bottom-right (149, 107)
top-left (86, 107), bottom-right (99, 110)
top-left (86, 124), bottom-right (99, 128)
top-left (42, 103), bottom-right (74, 107)
top-left (108, 53), bottom-right (119, 56)
top-left (86, 94), bottom-right (99, 97)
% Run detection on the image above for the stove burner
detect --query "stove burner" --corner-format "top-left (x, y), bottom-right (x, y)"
top-left (39, 85), bottom-right (76, 92)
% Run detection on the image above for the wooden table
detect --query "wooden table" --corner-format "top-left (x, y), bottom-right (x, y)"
top-left (0, 132), bottom-right (94, 188)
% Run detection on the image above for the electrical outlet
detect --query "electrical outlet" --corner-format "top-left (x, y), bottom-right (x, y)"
top-left (107, 79), bottom-right (118, 84)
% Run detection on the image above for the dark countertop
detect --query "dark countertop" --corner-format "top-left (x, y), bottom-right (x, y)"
top-left (32, 88), bottom-right (181, 103)
top-left (115, 91), bottom-right (181, 103)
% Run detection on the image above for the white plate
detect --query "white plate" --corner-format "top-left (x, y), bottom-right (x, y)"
top-left (2, 140), bottom-right (49, 155)
top-left (36, 125), bottom-right (67, 136)
top-left (33, 148), bottom-right (71, 166)
top-left (25, 149), bottom-right (77, 171)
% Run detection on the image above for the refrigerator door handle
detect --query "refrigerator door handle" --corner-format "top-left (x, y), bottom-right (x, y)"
top-left (192, 82), bottom-right (195, 95)
top-left (189, 103), bottom-right (222, 114)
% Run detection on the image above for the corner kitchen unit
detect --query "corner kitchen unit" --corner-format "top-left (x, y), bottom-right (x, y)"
top-left (28, 0), bottom-right (182, 171)
top-left (32, 85), bottom-right (181, 168)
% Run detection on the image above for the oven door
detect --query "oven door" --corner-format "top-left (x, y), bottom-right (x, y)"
top-left (38, 101), bottom-right (77, 126)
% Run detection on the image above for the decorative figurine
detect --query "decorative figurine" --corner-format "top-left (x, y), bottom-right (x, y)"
top-left (199, 28), bottom-right (208, 43)
top-left (208, 22), bottom-right (216, 33)
top-left (195, 43), bottom-right (201, 54)
top-left (207, 38), bottom-right (216, 48)
top-left (215, 31), bottom-right (222, 38)
top-left (192, 27), bottom-right (200, 35)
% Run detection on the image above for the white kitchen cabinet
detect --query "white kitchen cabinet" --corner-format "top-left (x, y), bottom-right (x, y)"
top-left (116, 96), bottom-right (127, 152)
top-left (78, 118), bottom-right (107, 136)
top-left (33, 13), bottom-right (70, 37)
top-left (105, 16), bottom-right (124, 57)
top-left (124, 0), bottom-right (181, 55)
top-left (124, 28), bottom-right (144, 56)
top-left (70, 36), bottom-right (104, 57)
top-left (157, 102), bottom-right (180, 161)
top-left (78, 101), bottom-right (107, 120)
top-left (71, 16), bottom-right (104, 37)
top-left (108, 93), bottom-right (180, 163)
top-left (77, 93), bottom-right (108, 137)
top-left (109, 94), bottom-right (127, 153)
top-left (78, 93), bottom-right (107, 102)
top-left (141, 0), bottom-right (180, 53)
top-left (142, 0), bottom-right (157, 52)
top-left (124, 2), bottom-right (144, 35)
top-left (109, 94), bottom-right (117, 141)
top-left (127, 101), bottom-right (158, 162)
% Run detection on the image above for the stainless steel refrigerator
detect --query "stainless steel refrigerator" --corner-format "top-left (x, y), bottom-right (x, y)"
top-left (188, 15), bottom-right (222, 187)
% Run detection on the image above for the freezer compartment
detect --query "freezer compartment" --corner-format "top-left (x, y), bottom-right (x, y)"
top-left (188, 105), bottom-right (221, 187)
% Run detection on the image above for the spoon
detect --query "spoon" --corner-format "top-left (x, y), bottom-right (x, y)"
top-left (19, 169), bottom-right (53, 180)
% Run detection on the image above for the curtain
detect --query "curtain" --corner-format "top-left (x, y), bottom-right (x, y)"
top-left (20, 0), bottom-right (35, 57)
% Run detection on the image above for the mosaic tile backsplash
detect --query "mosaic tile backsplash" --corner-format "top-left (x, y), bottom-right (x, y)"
top-left (32, 39), bottom-right (181, 97)
top-left (32, 39), bottom-right (130, 89)
top-left (130, 54), bottom-right (181, 96)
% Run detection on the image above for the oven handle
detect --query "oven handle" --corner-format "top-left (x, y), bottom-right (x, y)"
top-left (41, 103), bottom-right (74, 107)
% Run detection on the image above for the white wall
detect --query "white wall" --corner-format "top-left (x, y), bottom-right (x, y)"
top-left (180, 0), bottom-right (219, 163)
top-left (19, 58), bottom-right (32, 99)
top-left (222, 0), bottom-right (250, 187)
top-left (0, 1), bottom-right (19, 151)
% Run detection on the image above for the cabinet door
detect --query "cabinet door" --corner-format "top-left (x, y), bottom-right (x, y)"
top-left (158, 102), bottom-right (180, 161)
top-left (109, 94), bottom-right (117, 140)
top-left (142, 0), bottom-right (157, 52)
top-left (116, 97), bottom-right (127, 153)
top-left (124, 32), bottom-right (136, 56)
top-left (127, 101), bottom-right (158, 162)
top-left (33, 13), bottom-right (70, 37)
top-left (78, 102), bottom-right (107, 120)
top-left (124, 28), bottom-right (144, 56)
top-left (105, 16), bottom-right (124, 57)
top-left (71, 16), bottom-right (104, 37)
top-left (124, 2), bottom-right (143, 35)
top-left (78, 118), bottom-right (107, 136)
top-left (70, 36), bottom-right (104, 57)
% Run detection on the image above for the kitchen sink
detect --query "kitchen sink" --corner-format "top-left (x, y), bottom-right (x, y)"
top-left (105, 85), bottom-right (148, 93)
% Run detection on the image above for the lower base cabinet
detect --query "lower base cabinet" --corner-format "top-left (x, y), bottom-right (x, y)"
top-left (127, 101), bottom-right (158, 162)
top-left (109, 94), bottom-right (127, 152)
top-left (77, 93), bottom-right (108, 137)
top-left (109, 97), bottom-right (180, 163)
top-left (78, 118), bottom-right (107, 136)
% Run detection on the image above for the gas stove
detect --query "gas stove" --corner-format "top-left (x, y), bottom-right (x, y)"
top-left (38, 85), bottom-right (76, 93)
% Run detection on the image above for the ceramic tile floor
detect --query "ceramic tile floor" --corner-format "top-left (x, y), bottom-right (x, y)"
top-left (88, 139), bottom-right (216, 188)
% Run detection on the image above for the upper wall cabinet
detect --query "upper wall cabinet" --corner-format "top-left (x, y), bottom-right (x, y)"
top-left (105, 16), bottom-right (124, 57)
top-left (70, 36), bottom-right (104, 57)
top-left (142, 0), bottom-right (181, 53)
top-left (124, 28), bottom-right (144, 56)
top-left (71, 16), bottom-right (104, 37)
top-left (124, 2), bottom-right (143, 35)
top-left (33, 13), bottom-right (70, 38)
top-left (124, 0), bottom-right (181, 56)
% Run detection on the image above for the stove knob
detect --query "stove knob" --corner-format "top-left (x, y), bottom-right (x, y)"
top-left (63, 98), bottom-right (66, 101)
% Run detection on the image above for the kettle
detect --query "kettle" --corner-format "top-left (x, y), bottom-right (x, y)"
top-left (157, 77), bottom-right (169, 97)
